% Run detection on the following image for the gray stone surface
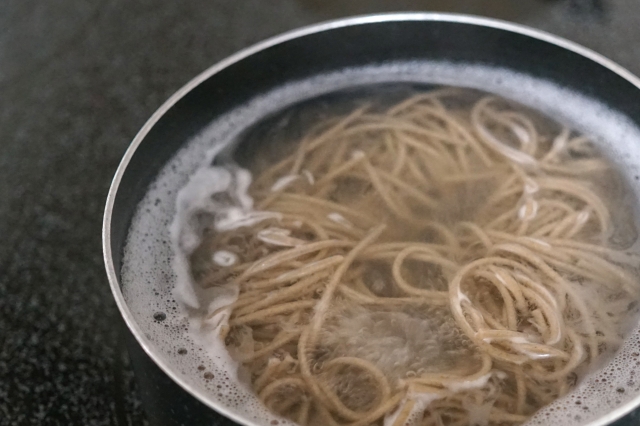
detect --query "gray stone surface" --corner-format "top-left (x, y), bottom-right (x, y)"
top-left (0, 0), bottom-right (639, 425)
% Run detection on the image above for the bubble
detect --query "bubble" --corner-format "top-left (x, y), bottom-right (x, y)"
top-left (153, 312), bottom-right (166, 322)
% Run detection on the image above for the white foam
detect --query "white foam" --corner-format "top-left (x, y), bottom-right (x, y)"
top-left (121, 60), bottom-right (640, 426)
top-left (213, 250), bottom-right (238, 267)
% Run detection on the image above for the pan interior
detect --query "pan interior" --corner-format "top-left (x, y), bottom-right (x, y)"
top-left (120, 60), bottom-right (640, 426)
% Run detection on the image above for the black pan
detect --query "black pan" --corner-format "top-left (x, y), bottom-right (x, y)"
top-left (103, 13), bottom-right (640, 426)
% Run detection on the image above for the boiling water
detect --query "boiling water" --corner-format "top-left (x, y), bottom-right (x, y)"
top-left (121, 61), bottom-right (640, 425)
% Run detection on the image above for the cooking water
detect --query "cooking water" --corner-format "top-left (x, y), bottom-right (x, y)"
top-left (121, 61), bottom-right (640, 426)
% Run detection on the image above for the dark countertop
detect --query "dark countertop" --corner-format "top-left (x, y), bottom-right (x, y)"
top-left (2, 0), bottom-right (640, 425)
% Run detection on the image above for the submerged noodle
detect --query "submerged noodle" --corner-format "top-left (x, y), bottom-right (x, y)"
top-left (188, 89), bottom-right (640, 426)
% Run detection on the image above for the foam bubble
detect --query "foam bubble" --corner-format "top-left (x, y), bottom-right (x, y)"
top-left (213, 250), bottom-right (238, 267)
top-left (121, 60), bottom-right (640, 425)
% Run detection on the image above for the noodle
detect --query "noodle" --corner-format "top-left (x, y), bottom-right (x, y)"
top-left (187, 89), bottom-right (640, 426)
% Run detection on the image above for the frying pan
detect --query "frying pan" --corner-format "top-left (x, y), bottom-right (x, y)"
top-left (103, 13), bottom-right (640, 426)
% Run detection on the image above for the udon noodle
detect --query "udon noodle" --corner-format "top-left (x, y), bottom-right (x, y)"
top-left (188, 88), bottom-right (640, 426)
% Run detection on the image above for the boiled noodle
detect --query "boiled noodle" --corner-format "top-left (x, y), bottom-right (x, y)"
top-left (179, 88), bottom-right (640, 426)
